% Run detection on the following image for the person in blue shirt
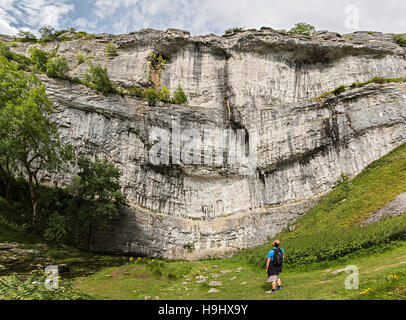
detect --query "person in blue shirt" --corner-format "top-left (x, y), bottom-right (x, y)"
top-left (266, 240), bottom-right (284, 294)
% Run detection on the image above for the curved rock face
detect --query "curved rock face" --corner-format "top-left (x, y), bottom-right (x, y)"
top-left (8, 28), bottom-right (406, 259)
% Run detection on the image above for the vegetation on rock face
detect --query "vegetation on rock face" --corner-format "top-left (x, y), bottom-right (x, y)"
top-left (289, 22), bottom-right (316, 35)
top-left (84, 63), bottom-right (113, 94)
top-left (313, 76), bottom-right (406, 100)
top-left (15, 30), bottom-right (37, 43)
top-left (143, 86), bottom-right (160, 106)
top-left (159, 86), bottom-right (171, 103)
top-left (75, 52), bottom-right (86, 65)
top-left (172, 84), bottom-right (188, 105)
top-left (393, 34), bottom-right (406, 46)
top-left (46, 56), bottom-right (69, 79)
top-left (148, 52), bottom-right (166, 70)
top-left (29, 47), bottom-right (50, 72)
top-left (105, 44), bottom-right (118, 57)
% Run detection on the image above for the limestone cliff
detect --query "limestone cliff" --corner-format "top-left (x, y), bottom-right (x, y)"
top-left (5, 28), bottom-right (406, 259)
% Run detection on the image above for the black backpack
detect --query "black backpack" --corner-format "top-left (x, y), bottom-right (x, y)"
top-left (272, 248), bottom-right (283, 266)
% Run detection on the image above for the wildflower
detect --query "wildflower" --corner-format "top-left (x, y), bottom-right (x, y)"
top-left (129, 257), bottom-right (133, 262)
top-left (133, 290), bottom-right (137, 293)
top-left (137, 257), bottom-right (141, 260)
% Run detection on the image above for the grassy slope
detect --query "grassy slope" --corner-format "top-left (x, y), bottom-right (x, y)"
top-left (73, 142), bottom-right (406, 300)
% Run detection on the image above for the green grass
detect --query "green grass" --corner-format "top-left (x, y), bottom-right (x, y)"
top-left (312, 76), bottom-right (406, 100)
top-left (73, 243), bottom-right (406, 300)
top-left (393, 34), bottom-right (406, 46)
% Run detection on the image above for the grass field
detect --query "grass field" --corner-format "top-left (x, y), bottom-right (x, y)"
top-left (72, 243), bottom-right (406, 300)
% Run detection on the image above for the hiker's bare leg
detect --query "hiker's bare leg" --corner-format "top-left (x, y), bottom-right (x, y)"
top-left (277, 279), bottom-right (281, 287)
top-left (272, 281), bottom-right (277, 290)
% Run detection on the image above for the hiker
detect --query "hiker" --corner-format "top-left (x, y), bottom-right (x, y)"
top-left (266, 240), bottom-right (284, 294)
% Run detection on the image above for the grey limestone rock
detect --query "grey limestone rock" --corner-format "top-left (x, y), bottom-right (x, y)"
top-left (5, 28), bottom-right (406, 259)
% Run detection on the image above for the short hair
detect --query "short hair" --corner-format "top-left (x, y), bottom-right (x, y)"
top-left (273, 240), bottom-right (280, 247)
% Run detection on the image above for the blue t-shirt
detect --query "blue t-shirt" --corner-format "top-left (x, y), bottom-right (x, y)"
top-left (267, 248), bottom-right (284, 261)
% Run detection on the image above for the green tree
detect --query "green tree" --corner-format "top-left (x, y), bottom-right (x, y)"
top-left (67, 156), bottom-right (127, 249)
top-left (143, 86), bottom-right (159, 106)
top-left (84, 63), bottom-right (113, 94)
top-left (172, 84), bottom-right (188, 105)
top-left (289, 22), bottom-right (316, 35)
top-left (0, 56), bottom-right (74, 228)
top-left (159, 86), bottom-right (171, 103)
top-left (148, 52), bottom-right (166, 70)
top-left (46, 56), bottom-right (69, 79)
top-left (38, 25), bottom-right (57, 43)
top-left (30, 47), bottom-right (50, 72)
top-left (15, 30), bottom-right (37, 43)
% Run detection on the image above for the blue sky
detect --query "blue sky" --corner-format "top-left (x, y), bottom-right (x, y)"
top-left (1, 0), bottom-right (406, 36)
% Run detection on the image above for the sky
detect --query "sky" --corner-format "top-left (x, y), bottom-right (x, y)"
top-left (0, 0), bottom-right (406, 37)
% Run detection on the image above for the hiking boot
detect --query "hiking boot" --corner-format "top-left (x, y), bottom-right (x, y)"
top-left (266, 290), bottom-right (277, 294)
top-left (277, 286), bottom-right (283, 290)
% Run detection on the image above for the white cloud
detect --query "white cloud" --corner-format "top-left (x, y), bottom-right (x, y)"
top-left (0, 16), bottom-right (18, 35)
top-left (0, 0), bottom-right (74, 35)
top-left (1, 0), bottom-right (406, 37)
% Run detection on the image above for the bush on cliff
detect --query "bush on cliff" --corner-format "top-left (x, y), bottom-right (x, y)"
top-left (143, 86), bottom-right (160, 105)
top-left (29, 47), bottom-right (50, 72)
top-left (172, 84), bottom-right (188, 105)
top-left (46, 56), bottom-right (69, 79)
top-left (106, 44), bottom-right (118, 57)
top-left (84, 63), bottom-right (113, 94)
top-left (15, 30), bottom-right (37, 43)
top-left (289, 22), bottom-right (316, 35)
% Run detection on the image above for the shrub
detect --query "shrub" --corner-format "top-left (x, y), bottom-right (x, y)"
top-left (289, 22), bottom-right (316, 35)
top-left (76, 52), bottom-right (86, 65)
top-left (44, 213), bottom-right (67, 244)
top-left (332, 85), bottom-right (347, 95)
top-left (394, 34), bottom-right (406, 46)
top-left (46, 56), bottom-right (69, 79)
top-left (148, 52), bottom-right (166, 70)
top-left (0, 41), bottom-right (31, 70)
top-left (105, 44), bottom-right (118, 57)
top-left (159, 86), bottom-right (171, 103)
top-left (84, 63), bottom-right (113, 94)
top-left (15, 30), bottom-right (37, 43)
top-left (127, 87), bottom-right (144, 99)
top-left (172, 84), bottom-right (188, 105)
top-left (143, 87), bottom-right (160, 106)
top-left (29, 47), bottom-right (50, 72)
top-left (0, 41), bottom-right (12, 59)
top-left (225, 27), bottom-right (245, 34)
top-left (38, 25), bottom-right (57, 43)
